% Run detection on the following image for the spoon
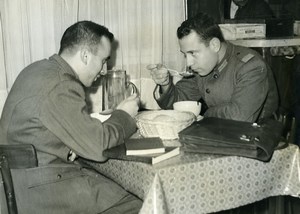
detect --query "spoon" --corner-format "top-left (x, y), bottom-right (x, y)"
top-left (167, 68), bottom-right (195, 77)
top-left (146, 64), bottom-right (195, 77)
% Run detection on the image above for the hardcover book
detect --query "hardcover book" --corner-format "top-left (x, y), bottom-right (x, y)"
top-left (125, 138), bottom-right (165, 155)
top-left (103, 143), bottom-right (180, 165)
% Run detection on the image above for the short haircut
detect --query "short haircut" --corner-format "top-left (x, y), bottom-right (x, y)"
top-left (58, 21), bottom-right (114, 55)
top-left (177, 12), bottom-right (225, 45)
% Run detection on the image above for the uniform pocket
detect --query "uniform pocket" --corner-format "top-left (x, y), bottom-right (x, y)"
top-left (26, 164), bottom-right (86, 188)
top-left (12, 164), bottom-right (130, 214)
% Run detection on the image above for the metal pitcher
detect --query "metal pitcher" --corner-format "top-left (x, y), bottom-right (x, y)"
top-left (102, 69), bottom-right (137, 111)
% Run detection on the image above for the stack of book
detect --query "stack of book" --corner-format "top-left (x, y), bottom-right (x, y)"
top-left (103, 137), bottom-right (180, 165)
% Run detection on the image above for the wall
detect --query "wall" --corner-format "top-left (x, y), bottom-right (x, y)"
top-left (0, 0), bottom-right (186, 114)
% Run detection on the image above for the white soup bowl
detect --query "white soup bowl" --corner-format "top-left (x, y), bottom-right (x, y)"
top-left (173, 101), bottom-right (201, 117)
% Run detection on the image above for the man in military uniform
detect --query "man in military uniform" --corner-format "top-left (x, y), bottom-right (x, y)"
top-left (148, 12), bottom-right (278, 122)
top-left (0, 21), bottom-right (141, 214)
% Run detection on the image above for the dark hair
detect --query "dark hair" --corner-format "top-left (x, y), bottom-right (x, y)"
top-left (177, 12), bottom-right (224, 45)
top-left (58, 21), bottom-right (114, 55)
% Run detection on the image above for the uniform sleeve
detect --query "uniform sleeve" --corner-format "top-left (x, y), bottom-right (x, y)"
top-left (155, 77), bottom-right (202, 109)
top-left (39, 80), bottom-right (137, 162)
top-left (204, 59), bottom-right (269, 122)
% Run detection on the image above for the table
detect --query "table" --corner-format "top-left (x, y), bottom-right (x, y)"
top-left (84, 142), bottom-right (300, 214)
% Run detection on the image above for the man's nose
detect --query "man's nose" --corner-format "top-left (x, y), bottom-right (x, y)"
top-left (186, 55), bottom-right (193, 67)
top-left (100, 69), bottom-right (107, 75)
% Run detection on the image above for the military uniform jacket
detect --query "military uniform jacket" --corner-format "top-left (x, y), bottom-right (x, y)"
top-left (0, 54), bottom-right (137, 213)
top-left (156, 43), bottom-right (278, 122)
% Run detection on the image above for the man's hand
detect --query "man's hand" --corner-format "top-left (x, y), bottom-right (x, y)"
top-left (147, 64), bottom-right (170, 86)
top-left (116, 93), bottom-right (140, 118)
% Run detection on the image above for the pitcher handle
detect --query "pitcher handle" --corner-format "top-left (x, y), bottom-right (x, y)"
top-left (127, 81), bottom-right (138, 95)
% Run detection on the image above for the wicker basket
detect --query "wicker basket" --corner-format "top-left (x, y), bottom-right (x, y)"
top-left (136, 110), bottom-right (195, 140)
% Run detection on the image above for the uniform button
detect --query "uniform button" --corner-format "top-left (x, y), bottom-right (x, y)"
top-left (57, 174), bottom-right (62, 179)
top-left (206, 88), bottom-right (210, 94)
top-left (213, 74), bottom-right (219, 79)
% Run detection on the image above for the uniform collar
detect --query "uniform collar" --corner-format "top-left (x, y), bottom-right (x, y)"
top-left (50, 54), bottom-right (79, 80)
top-left (214, 42), bottom-right (233, 73)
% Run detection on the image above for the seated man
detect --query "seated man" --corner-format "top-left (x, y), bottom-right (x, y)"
top-left (0, 21), bottom-right (142, 213)
top-left (148, 12), bottom-right (278, 122)
top-left (224, 0), bottom-right (275, 20)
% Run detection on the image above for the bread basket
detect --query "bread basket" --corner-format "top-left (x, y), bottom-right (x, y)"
top-left (135, 110), bottom-right (195, 140)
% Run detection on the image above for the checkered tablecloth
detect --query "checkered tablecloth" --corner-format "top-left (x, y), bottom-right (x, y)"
top-left (85, 143), bottom-right (300, 214)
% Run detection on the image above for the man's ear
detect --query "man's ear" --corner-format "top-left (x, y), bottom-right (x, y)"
top-left (80, 48), bottom-right (89, 65)
top-left (209, 38), bottom-right (221, 53)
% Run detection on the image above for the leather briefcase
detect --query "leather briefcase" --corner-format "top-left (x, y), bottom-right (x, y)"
top-left (178, 117), bottom-right (285, 161)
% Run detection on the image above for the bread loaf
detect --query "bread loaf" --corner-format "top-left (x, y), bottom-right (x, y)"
top-left (153, 114), bottom-right (175, 122)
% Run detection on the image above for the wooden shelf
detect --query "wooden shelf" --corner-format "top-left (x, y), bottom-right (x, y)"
top-left (229, 36), bottom-right (300, 48)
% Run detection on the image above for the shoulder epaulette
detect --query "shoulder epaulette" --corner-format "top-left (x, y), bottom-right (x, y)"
top-left (240, 53), bottom-right (255, 63)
